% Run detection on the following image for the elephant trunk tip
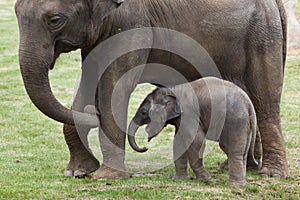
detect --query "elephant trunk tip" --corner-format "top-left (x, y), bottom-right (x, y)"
top-left (127, 135), bottom-right (148, 153)
top-left (148, 136), bottom-right (155, 142)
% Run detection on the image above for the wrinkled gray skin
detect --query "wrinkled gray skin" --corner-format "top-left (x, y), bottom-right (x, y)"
top-left (15, 0), bottom-right (288, 179)
top-left (128, 77), bottom-right (257, 187)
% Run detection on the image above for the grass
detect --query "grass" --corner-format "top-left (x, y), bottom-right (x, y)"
top-left (0, 0), bottom-right (300, 199)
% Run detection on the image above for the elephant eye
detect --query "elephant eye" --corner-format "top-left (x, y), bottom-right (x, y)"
top-left (141, 108), bottom-right (148, 116)
top-left (47, 15), bottom-right (66, 30)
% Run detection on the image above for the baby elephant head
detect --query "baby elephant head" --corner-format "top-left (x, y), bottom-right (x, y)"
top-left (127, 88), bottom-right (181, 152)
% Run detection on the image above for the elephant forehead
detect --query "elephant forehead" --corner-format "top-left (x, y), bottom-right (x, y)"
top-left (152, 91), bottom-right (173, 104)
top-left (153, 97), bottom-right (165, 104)
top-left (16, 0), bottom-right (55, 12)
top-left (150, 104), bottom-right (165, 110)
top-left (155, 89), bottom-right (175, 97)
top-left (16, 0), bottom-right (83, 18)
top-left (149, 104), bottom-right (167, 119)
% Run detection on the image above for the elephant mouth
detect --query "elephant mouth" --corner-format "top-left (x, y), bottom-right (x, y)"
top-left (146, 125), bottom-right (151, 134)
top-left (49, 60), bottom-right (56, 70)
top-left (49, 53), bottom-right (60, 70)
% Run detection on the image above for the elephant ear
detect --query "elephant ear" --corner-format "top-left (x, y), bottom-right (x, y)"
top-left (165, 95), bottom-right (182, 120)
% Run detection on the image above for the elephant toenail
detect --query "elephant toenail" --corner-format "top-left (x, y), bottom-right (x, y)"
top-left (74, 169), bottom-right (87, 178)
top-left (259, 173), bottom-right (269, 177)
top-left (64, 169), bottom-right (73, 177)
top-left (272, 174), bottom-right (281, 178)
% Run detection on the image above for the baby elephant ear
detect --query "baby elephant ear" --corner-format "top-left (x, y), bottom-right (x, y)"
top-left (165, 95), bottom-right (182, 120)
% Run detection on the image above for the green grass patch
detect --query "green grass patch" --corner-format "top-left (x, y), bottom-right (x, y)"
top-left (1, 1), bottom-right (300, 199)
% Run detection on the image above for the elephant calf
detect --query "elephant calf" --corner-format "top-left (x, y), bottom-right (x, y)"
top-left (127, 77), bottom-right (257, 187)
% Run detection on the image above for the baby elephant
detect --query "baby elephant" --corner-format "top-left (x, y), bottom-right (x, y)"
top-left (127, 77), bottom-right (257, 187)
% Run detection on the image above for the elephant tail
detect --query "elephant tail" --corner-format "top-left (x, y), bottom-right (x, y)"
top-left (249, 101), bottom-right (258, 166)
top-left (275, 0), bottom-right (287, 70)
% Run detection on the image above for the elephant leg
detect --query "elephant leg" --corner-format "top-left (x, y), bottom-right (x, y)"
top-left (173, 128), bottom-right (190, 180)
top-left (190, 157), bottom-right (211, 183)
top-left (217, 83), bottom-right (261, 171)
top-left (92, 83), bottom-right (132, 180)
top-left (188, 129), bottom-right (211, 183)
top-left (173, 151), bottom-right (190, 180)
top-left (92, 127), bottom-right (130, 180)
top-left (221, 129), bottom-right (262, 171)
top-left (92, 58), bottom-right (147, 179)
top-left (218, 120), bottom-right (250, 187)
top-left (63, 65), bottom-right (100, 177)
top-left (258, 117), bottom-right (288, 178)
top-left (245, 42), bottom-right (288, 178)
top-left (222, 132), bottom-right (248, 187)
top-left (227, 154), bottom-right (247, 187)
top-left (63, 124), bottom-right (100, 177)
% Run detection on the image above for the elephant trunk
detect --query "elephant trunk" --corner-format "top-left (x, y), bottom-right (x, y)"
top-left (127, 120), bottom-right (148, 152)
top-left (18, 41), bottom-right (98, 127)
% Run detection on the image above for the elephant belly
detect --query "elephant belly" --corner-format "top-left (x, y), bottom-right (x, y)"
top-left (143, 36), bottom-right (247, 88)
top-left (144, 50), bottom-right (202, 86)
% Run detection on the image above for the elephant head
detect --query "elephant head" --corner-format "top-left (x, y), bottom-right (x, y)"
top-left (127, 88), bottom-right (182, 152)
top-left (14, 0), bottom-right (117, 126)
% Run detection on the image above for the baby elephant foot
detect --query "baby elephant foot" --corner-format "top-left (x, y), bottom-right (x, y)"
top-left (195, 168), bottom-right (211, 183)
top-left (93, 164), bottom-right (130, 180)
top-left (172, 174), bottom-right (191, 180)
top-left (228, 178), bottom-right (246, 188)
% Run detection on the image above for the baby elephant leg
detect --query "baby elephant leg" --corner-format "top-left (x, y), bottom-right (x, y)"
top-left (227, 155), bottom-right (247, 187)
top-left (173, 151), bottom-right (190, 180)
top-left (221, 139), bottom-right (247, 187)
top-left (188, 129), bottom-right (211, 182)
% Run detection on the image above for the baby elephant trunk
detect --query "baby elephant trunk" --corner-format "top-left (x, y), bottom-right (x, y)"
top-left (127, 120), bottom-right (148, 153)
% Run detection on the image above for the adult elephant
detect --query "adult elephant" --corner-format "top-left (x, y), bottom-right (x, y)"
top-left (15, 0), bottom-right (288, 179)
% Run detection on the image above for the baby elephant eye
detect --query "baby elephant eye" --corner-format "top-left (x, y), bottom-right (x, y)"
top-left (141, 108), bottom-right (148, 116)
top-left (47, 15), bottom-right (65, 30)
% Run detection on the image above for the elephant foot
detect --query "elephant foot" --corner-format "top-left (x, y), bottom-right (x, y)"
top-left (93, 164), bottom-right (130, 180)
top-left (64, 156), bottom-right (100, 178)
top-left (258, 148), bottom-right (288, 178)
top-left (195, 168), bottom-right (211, 183)
top-left (257, 118), bottom-right (289, 178)
top-left (228, 178), bottom-right (246, 188)
top-left (259, 165), bottom-right (288, 178)
top-left (172, 174), bottom-right (191, 180)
